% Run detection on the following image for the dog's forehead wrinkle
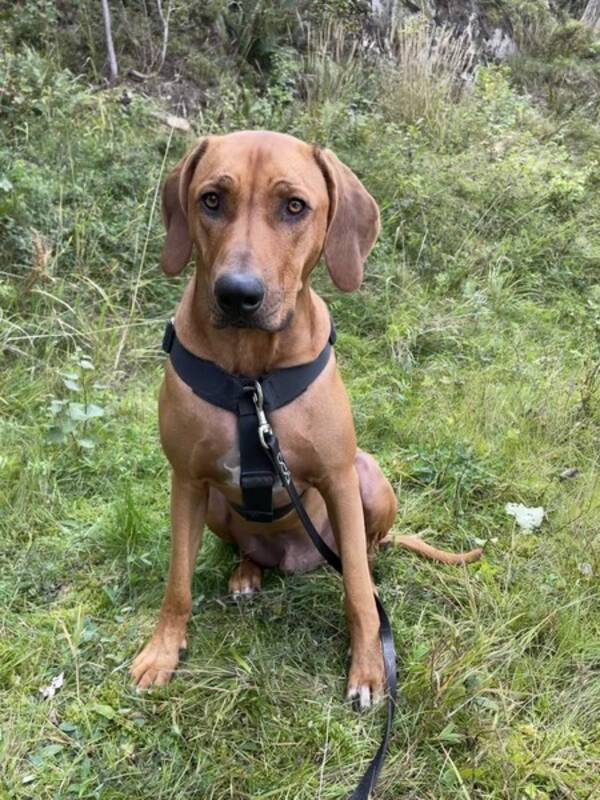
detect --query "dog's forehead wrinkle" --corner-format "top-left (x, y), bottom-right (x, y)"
top-left (207, 136), bottom-right (318, 189)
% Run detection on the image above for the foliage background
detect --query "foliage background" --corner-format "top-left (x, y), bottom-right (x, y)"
top-left (1, 1), bottom-right (600, 798)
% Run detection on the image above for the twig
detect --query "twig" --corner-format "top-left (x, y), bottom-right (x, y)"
top-left (155, 0), bottom-right (173, 74)
top-left (128, 0), bottom-right (172, 80)
top-left (582, 0), bottom-right (600, 29)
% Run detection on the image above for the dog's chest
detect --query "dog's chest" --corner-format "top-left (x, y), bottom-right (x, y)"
top-left (220, 447), bottom-right (241, 486)
top-left (217, 441), bottom-right (286, 496)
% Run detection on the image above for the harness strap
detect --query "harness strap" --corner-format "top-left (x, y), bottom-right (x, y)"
top-left (163, 319), bottom-right (336, 522)
top-left (229, 497), bottom-right (296, 522)
top-left (163, 318), bottom-right (335, 413)
top-left (237, 389), bottom-right (277, 521)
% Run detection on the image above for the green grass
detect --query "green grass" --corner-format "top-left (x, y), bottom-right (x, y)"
top-left (2, 6), bottom-right (600, 799)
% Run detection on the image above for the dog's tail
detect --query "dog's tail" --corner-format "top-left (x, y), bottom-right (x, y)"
top-left (381, 533), bottom-right (483, 565)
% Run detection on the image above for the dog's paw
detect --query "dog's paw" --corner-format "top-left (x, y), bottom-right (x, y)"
top-left (228, 559), bottom-right (262, 598)
top-left (130, 629), bottom-right (186, 690)
top-left (346, 644), bottom-right (385, 711)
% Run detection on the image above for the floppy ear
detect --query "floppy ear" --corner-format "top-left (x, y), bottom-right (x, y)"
top-left (160, 138), bottom-right (209, 276)
top-left (314, 147), bottom-right (380, 292)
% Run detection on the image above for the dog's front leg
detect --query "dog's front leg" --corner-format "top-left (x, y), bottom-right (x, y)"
top-left (131, 472), bottom-right (207, 688)
top-left (321, 465), bottom-right (384, 710)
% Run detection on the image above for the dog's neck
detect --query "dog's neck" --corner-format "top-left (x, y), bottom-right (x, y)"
top-left (173, 273), bottom-right (330, 376)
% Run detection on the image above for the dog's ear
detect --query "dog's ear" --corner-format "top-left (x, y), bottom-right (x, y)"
top-left (314, 147), bottom-right (380, 292)
top-left (160, 138), bottom-right (209, 276)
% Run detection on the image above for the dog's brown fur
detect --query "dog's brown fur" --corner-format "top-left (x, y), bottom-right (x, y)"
top-left (131, 131), bottom-right (481, 707)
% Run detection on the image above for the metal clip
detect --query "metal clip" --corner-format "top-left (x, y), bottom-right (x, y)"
top-left (247, 381), bottom-right (273, 450)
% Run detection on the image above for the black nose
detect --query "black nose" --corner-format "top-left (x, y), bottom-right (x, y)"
top-left (214, 272), bottom-right (265, 315)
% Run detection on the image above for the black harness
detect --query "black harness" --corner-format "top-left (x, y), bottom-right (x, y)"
top-left (162, 319), bottom-right (396, 799)
top-left (163, 318), bottom-right (335, 523)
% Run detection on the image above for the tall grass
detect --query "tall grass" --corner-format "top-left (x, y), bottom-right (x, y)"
top-left (300, 20), bottom-right (364, 111)
top-left (380, 18), bottom-right (475, 135)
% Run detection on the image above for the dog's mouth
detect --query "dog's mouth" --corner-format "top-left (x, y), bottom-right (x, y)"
top-left (211, 307), bottom-right (294, 332)
top-left (209, 287), bottom-right (293, 332)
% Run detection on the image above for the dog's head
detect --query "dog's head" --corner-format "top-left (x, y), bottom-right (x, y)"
top-left (160, 130), bottom-right (380, 331)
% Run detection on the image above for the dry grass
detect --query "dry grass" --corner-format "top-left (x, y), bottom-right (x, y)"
top-left (299, 19), bottom-right (365, 111)
top-left (380, 17), bottom-right (475, 134)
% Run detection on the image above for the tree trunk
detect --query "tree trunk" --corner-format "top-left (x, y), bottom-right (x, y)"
top-left (101, 0), bottom-right (118, 83)
top-left (582, 0), bottom-right (600, 29)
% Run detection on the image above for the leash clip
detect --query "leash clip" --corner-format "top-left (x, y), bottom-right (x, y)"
top-left (246, 381), bottom-right (273, 450)
top-left (245, 381), bottom-right (290, 484)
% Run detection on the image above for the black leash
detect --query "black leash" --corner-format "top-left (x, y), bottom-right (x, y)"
top-left (247, 381), bottom-right (397, 800)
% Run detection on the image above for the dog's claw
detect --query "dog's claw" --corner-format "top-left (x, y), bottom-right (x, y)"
top-left (347, 643), bottom-right (385, 711)
top-left (347, 683), bottom-right (383, 711)
top-left (228, 560), bottom-right (262, 597)
top-left (232, 584), bottom-right (258, 600)
top-left (130, 629), bottom-right (186, 689)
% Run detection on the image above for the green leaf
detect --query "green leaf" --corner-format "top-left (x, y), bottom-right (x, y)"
top-left (59, 721), bottom-right (78, 734)
top-left (77, 438), bottom-right (95, 449)
top-left (39, 743), bottom-right (64, 758)
top-left (89, 703), bottom-right (117, 720)
top-left (68, 403), bottom-right (87, 421)
top-left (63, 378), bottom-right (80, 392)
top-left (48, 399), bottom-right (66, 415)
top-left (46, 426), bottom-right (65, 443)
top-left (438, 722), bottom-right (463, 745)
top-left (84, 403), bottom-right (104, 418)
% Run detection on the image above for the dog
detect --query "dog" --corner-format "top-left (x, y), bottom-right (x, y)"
top-left (131, 130), bottom-right (481, 708)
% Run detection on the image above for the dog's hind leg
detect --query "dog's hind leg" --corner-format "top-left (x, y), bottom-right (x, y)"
top-left (356, 450), bottom-right (482, 565)
top-left (356, 450), bottom-right (397, 551)
top-left (228, 557), bottom-right (263, 597)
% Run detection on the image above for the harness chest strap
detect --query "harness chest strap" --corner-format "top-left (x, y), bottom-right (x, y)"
top-left (162, 318), bottom-right (336, 522)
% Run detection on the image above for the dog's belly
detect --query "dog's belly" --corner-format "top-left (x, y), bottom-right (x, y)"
top-left (205, 485), bottom-right (336, 573)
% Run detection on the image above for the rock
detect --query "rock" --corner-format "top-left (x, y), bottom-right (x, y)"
top-left (505, 503), bottom-right (545, 532)
top-left (559, 467), bottom-right (579, 481)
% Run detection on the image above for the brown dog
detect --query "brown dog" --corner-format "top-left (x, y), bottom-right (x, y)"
top-left (131, 131), bottom-right (481, 708)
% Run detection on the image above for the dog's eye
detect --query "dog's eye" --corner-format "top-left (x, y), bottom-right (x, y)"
top-left (201, 192), bottom-right (220, 211)
top-left (286, 198), bottom-right (306, 215)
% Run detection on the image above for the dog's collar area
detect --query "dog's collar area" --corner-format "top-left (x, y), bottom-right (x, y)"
top-left (162, 318), bottom-right (335, 522)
